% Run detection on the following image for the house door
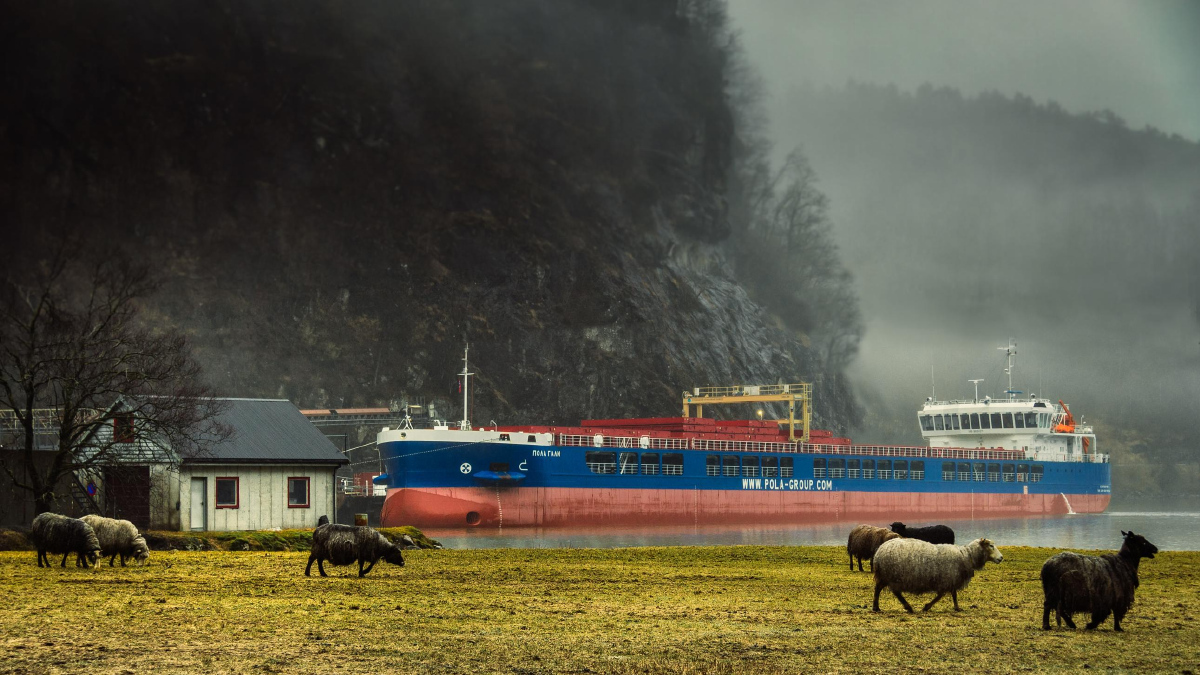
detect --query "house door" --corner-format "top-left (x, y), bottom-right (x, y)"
top-left (104, 465), bottom-right (150, 530)
top-left (190, 477), bottom-right (207, 531)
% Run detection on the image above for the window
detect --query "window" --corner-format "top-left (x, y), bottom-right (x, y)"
top-left (848, 459), bottom-right (860, 479)
top-left (970, 413), bottom-right (980, 430)
top-left (1014, 413), bottom-right (1025, 429)
top-left (979, 413), bottom-right (990, 429)
top-left (586, 451), bottom-right (616, 474)
top-left (957, 463), bottom-right (970, 481)
top-left (706, 455), bottom-right (721, 477)
top-left (216, 477), bottom-right (239, 509)
top-left (862, 459), bottom-right (874, 479)
top-left (911, 461), bottom-right (925, 480)
top-left (934, 416), bottom-right (944, 431)
top-left (877, 460), bottom-right (891, 480)
top-left (742, 456), bottom-right (760, 477)
top-left (1003, 464), bottom-right (1016, 482)
top-left (662, 453), bottom-right (684, 476)
top-left (991, 413), bottom-right (1002, 429)
top-left (723, 455), bottom-right (740, 477)
top-left (987, 463), bottom-right (1000, 482)
top-left (780, 457), bottom-right (794, 478)
top-left (951, 415), bottom-right (960, 430)
top-left (942, 462), bottom-right (956, 481)
top-left (1017, 463), bottom-right (1029, 482)
top-left (894, 460), bottom-right (907, 480)
top-left (973, 463), bottom-right (986, 482)
top-left (920, 415), bottom-right (934, 431)
top-left (1025, 412), bottom-right (1037, 428)
top-left (1031, 465), bottom-right (1044, 483)
top-left (813, 458), bottom-right (826, 479)
top-left (619, 452), bottom-right (638, 475)
top-left (527, 435), bottom-right (537, 443)
top-left (499, 433), bottom-right (510, 441)
top-left (641, 453), bottom-right (660, 475)
top-left (763, 456), bottom-right (778, 477)
top-left (829, 458), bottom-right (845, 479)
top-left (113, 414), bottom-right (135, 443)
top-left (288, 477), bottom-right (310, 508)
top-left (1002, 413), bottom-right (1014, 429)
top-left (961, 414), bottom-right (971, 430)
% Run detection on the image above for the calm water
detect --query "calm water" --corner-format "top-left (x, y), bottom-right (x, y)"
top-left (425, 512), bottom-right (1200, 551)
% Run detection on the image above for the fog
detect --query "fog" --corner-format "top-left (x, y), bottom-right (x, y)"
top-left (726, 0), bottom-right (1200, 500)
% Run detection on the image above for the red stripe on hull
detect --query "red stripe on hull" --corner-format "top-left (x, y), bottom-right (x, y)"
top-left (380, 488), bottom-right (1110, 528)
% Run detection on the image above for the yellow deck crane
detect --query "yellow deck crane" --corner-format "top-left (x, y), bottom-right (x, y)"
top-left (682, 383), bottom-right (812, 442)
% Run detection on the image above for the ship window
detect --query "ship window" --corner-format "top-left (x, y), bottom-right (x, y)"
top-left (1017, 463), bottom-right (1029, 481)
top-left (1014, 413), bottom-right (1025, 429)
top-left (1002, 413), bottom-right (1014, 429)
top-left (619, 452), bottom-right (638, 475)
top-left (499, 433), bottom-right (510, 441)
top-left (641, 453), bottom-right (660, 475)
top-left (911, 461), bottom-right (925, 480)
top-left (942, 462), bottom-right (956, 481)
top-left (528, 435), bottom-right (537, 443)
top-left (762, 456), bottom-right (778, 477)
top-left (987, 463), bottom-right (1000, 482)
top-left (877, 460), bottom-right (891, 480)
top-left (991, 413), bottom-right (1002, 428)
top-left (961, 414), bottom-right (971, 430)
top-left (978, 413), bottom-right (990, 429)
top-left (862, 459), bottom-right (875, 479)
top-left (951, 415), bottom-right (960, 430)
top-left (1031, 465), bottom-right (1044, 483)
top-left (1003, 464), bottom-right (1015, 481)
top-left (829, 458), bottom-right (845, 479)
top-left (973, 463), bottom-right (986, 481)
top-left (780, 457), bottom-right (794, 478)
top-left (847, 459), bottom-right (860, 479)
top-left (920, 415), bottom-right (934, 432)
top-left (934, 416), bottom-right (944, 431)
top-left (489, 463), bottom-right (510, 472)
top-left (662, 453), bottom-right (684, 476)
top-left (723, 455), bottom-right (740, 477)
top-left (586, 451), bottom-right (616, 474)
top-left (957, 463), bottom-right (970, 481)
top-left (1025, 412), bottom-right (1037, 428)
top-left (813, 458), bottom-right (826, 479)
top-left (706, 454), bottom-right (720, 477)
top-left (894, 460), bottom-right (908, 480)
top-left (742, 456), bottom-right (760, 477)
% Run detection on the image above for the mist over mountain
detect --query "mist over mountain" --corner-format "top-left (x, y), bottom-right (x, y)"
top-left (773, 82), bottom-right (1200, 500)
top-left (3, 1), bottom-right (862, 431)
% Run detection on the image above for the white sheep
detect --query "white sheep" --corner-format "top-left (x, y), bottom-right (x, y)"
top-left (80, 515), bottom-right (150, 567)
top-left (872, 537), bottom-right (1003, 612)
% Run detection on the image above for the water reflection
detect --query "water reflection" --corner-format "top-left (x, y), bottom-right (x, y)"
top-left (425, 512), bottom-right (1200, 551)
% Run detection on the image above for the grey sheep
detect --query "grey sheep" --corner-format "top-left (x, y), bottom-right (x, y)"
top-left (29, 513), bottom-right (101, 569)
top-left (305, 521), bottom-right (405, 577)
top-left (1040, 530), bottom-right (1158, 631)
top-left (847, 524), bottom-right (900, 572)
top-left (890, 521), bottom-right (955, 545)
top-left (81, 515), bottom-right (150, 567)
top-left (872, 537), bottom-right (1003, 612)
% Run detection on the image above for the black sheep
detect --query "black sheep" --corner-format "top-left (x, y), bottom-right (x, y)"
top-left (305, 522), bottom-right (405, 577)
top-left (890, 521), bottom-right (955, 545)
top-left (29, 512), bottom-right (102, 568)
top-left (1040, 530), bottom-right (1158, 631)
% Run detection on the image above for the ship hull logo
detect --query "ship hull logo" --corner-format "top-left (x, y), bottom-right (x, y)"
top-left (460, 463), bottom-right (472, 474)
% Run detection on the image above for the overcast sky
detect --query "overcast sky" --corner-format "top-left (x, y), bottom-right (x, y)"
top-left (729, 0), bottom-right (1200, 143)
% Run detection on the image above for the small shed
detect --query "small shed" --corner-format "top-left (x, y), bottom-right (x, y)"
top-left (176, 399), bottom-right (348, 531)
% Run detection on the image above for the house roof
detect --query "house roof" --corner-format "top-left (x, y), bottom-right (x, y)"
top-left (185, 399), bottom-right (348, 465)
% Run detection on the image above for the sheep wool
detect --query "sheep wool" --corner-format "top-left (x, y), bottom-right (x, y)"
top-left (305, 522), bottom-right (405, 578)
top-left (846, 525), bottom-right (900, 572)
top-left (872, 537), bottom-right (1003, 612)
top-left (29, 513), bottom-right (102, 569)
top-left (890, 521), bottom-right (956, 545)
top-left (1040, 530), bottom-right (1158, 631)
top-left (81, 515), bottom-right (150, 567)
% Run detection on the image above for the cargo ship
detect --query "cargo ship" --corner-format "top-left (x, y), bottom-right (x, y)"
top-left (376, 344), bottom-right (1109, 528)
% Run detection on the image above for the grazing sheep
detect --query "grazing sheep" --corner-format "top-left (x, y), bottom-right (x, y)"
top-left (305, 522), bottom-right (405, 577)
top-left (872, 537), bottom-right (1003, 612)
top-left (1040, 530), bottom-right (1158, 631)
top-left (847, 524), bottom-right (901, 572)
top-left (81, 515), bottom-right (150, 567)
top-left (890, 521), bottom-right (956, 545)
top-left (29, 513), bottom-right (101, 569)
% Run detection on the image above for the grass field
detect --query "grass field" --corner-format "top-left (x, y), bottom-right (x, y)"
top-left (1, 544), bottom-right (1197, 674)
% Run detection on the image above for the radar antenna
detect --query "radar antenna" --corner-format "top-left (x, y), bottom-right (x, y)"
top-left (968, 379), bottom-right (984, 403)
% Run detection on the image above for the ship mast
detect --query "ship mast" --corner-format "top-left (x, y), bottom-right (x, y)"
top-left (998, 338), bottom-right (1019, 400)
top-left (458, 344), bottom-right (473, 431)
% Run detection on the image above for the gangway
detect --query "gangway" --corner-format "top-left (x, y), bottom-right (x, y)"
top-left (682, 383), bottom-right (811, 442)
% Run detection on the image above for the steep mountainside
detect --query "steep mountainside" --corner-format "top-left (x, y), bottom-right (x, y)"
top-left (3, 1), bottom-right (861, 430)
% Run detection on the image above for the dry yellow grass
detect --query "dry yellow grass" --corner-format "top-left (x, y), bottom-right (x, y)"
top-left (1, 545), bottom-right (1197, 674)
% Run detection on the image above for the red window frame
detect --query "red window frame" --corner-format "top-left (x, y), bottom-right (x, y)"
top-left (215, 477), bottom-right (239, 509)
top-left (113, 414), bottom-right (135, 443)
top-left (287, 476), bottom-right (310, 508)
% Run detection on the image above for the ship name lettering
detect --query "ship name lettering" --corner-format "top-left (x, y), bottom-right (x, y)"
top-left (532, 449), bottom-right (561, 457)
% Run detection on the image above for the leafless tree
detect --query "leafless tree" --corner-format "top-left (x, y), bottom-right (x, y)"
top-left (0, 235), bottom-right (229, 515)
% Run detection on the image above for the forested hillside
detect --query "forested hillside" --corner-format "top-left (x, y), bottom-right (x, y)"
top-left (3, 1), bottom-right (862, 430)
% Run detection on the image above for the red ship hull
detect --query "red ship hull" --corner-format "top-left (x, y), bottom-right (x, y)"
top-left (380, 487), bottom-right (1110, 528)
